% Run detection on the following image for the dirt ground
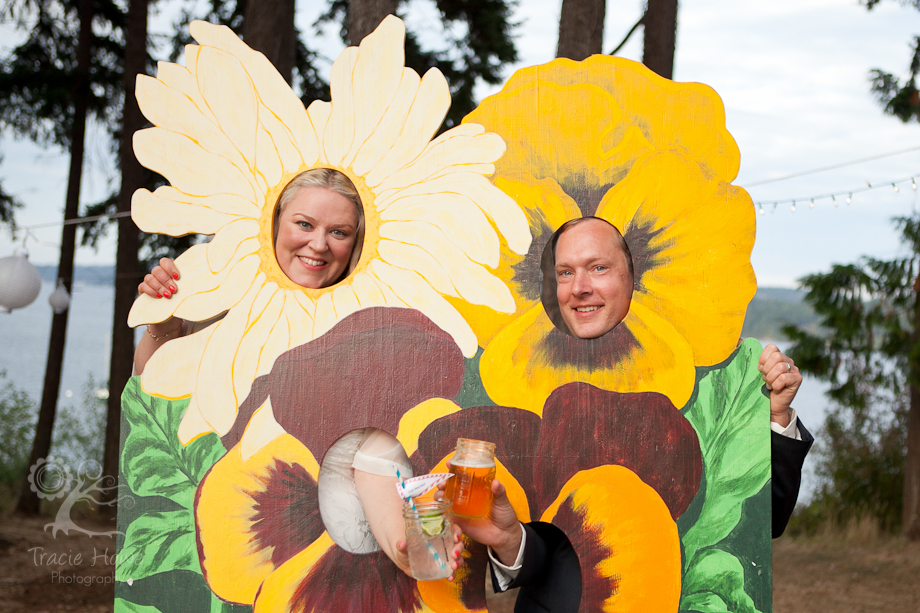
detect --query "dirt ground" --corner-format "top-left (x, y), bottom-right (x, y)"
top-left (1, 513), bottom-right (918, 612)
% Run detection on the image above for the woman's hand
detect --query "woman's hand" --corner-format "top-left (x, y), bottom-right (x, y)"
top-left (395, 523), bottom-right (465, 581)
top-left (139, 257), bottom-right (180, 299)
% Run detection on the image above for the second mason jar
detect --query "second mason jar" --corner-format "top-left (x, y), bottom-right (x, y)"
top-left (444, 438), bottom-right (497, 518)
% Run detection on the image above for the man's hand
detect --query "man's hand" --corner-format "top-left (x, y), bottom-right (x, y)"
top-left (758, 343), bottom-right (802, 428)
top-left (452, 479), bottom-right (523, 566)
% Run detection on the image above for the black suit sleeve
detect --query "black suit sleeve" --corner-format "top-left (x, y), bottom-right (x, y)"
top-left (490, 522), bottom-right (582, 612)
top-left (771, 419), bottom-right (814, 538)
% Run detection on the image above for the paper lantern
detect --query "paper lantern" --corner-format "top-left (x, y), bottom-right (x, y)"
top-left (49, 279), bottom-right (70, 314)
top-left (0, 248), bottom-right (41, 313)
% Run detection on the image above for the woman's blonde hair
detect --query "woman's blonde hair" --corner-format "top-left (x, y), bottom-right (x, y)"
top-left (274, 168), bottom-right (365, 281)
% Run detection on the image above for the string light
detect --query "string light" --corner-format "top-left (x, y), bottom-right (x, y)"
top-left (751, 173), bottom-right (920, 212)
top-left (759, 205), bottom-right (764, 215)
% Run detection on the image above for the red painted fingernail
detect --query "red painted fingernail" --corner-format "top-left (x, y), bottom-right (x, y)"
top-left (156, 293), bottom-right (162, 298)
top-left (169, 285), bottom-right (176, 293)
top-left (173, 273), bottom-right (179, 280)
top-left (163, 291), bottom-right (171, 298)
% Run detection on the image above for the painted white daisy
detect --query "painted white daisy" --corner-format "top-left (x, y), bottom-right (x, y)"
top-left (127, 16), bottom-right (531, 444)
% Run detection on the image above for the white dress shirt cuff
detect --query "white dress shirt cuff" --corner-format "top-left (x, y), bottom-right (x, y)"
top-left (488, 523), bottom-right (527, 591)
top-left (770, 408), bottom-right (801, 441)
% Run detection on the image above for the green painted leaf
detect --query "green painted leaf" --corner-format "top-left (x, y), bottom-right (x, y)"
top-left (116, 510), bottom-right (199, 581)
top-left (680, 549), bottom-right (761, 613)
top-left (115, 598), bottom-right (165, 613)
top-left (120, 377), bottom-right (226, 507)
top-left (680, 338), bottom-right (771, 561)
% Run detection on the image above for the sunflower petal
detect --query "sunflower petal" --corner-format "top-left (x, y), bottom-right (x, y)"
top-left (350, 68), bottom-right (421, 177)
top-left (196, 434), bottom-right (322, 605)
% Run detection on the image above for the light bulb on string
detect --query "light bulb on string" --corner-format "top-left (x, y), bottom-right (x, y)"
top-left (866, 180), bottom-right (872, 188)
top-left (791, 201), bottom-right (796, 212)
top-left (759, 205), bottom-right (764, 215)
top-left (847, 193), bottom-right (852, 204)
top-left (912, 178), bottom-right (917, 190)
top-left (833, 196), bottom-right (838, 207)
top-left (809, 198), bottom-right (814, 209)
top-left (893, 183), bottom-right (899, 192)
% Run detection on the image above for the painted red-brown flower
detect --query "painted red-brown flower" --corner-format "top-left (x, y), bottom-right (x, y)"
top-left (195, 307), bottom-right (469, 612)
top-left (412, 382), bottom-right (702, 610)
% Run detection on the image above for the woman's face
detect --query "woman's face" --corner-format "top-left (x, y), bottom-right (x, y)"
top-left (275, 186), bottom-right (359, 289)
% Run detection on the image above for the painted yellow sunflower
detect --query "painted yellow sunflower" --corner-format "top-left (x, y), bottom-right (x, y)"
top-left (126, 17), bottom-right (531, 443)
top-left (459, 57), bottom-right (757, 414)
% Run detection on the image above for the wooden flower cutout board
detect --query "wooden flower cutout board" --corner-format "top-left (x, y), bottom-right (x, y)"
top-left (116, 16), bottom-right (770, 613)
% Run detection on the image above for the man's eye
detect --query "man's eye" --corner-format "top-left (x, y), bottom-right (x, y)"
top-left (595, 266), bottom-right (607, 272)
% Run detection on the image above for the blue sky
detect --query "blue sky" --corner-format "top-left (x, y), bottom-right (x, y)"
top-left (2, 0), bottom-right (919, 288)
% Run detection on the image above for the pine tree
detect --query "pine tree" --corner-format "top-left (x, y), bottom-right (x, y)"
top-left (784, 215), bottom-right (920, 538)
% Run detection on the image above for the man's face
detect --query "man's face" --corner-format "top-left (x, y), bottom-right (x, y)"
top-left (555, 220), bottom-right (633, 339)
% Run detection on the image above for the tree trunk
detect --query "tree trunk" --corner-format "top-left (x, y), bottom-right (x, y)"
top-left (347, 0), bottom-right (398, 45)
top-left (101, 0), bottom-right (146, 510)
top-left (244, 0), bottom-right (296, 83)
top-left (556, 0), bottom-right (605, 61)
top-left (905, 275), bottom-right (920, 539)
top-left (643, 0), bottom-right (678, 79)
top-left (17, 0), bottom-right (94, 515)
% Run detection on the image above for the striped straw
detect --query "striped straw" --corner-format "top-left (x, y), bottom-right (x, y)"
top-left (395, 466), bottom-right (447, 573)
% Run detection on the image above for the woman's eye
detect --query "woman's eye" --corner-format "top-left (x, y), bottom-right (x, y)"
top-left (332, 229), bottom-right (347, 237)
top-left (298, 221), bottom-right (312, 229)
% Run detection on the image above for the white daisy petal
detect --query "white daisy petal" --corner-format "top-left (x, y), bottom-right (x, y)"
top-left (330, 284), bottom-right (362, 324)
top-left (378, 229), bottom-right (514, 312)
top-left (379, 193), bottom-right (499, 267)
top-left (370, 260), bottom-right (478, 356)
top-left (206, 219), bottom-right (260, 273)
top-left (323, 46), bottom-right (360, 165)
top-left (131, 187), bottom-right (251, 236)
top-left (173, 253), bottom-right (261, 323)
top-left (349, 270), bottom-right (387, 307)
top-left (308, 100), bottom-right (332, 165)
top-left (259, 106), bottom-right (306, 176)
top-left (177, 396), bottom-right (215, 445)
top-left (350, 69), bottom-right (420, 176)
top-left (342, 15), bottom-right (406, 167)
top-left (189, 21), bottom-right (320, 168)
top-left (134, 128), bottom-right (257, 203)
top-left (363, 68), bottom-right (451, 187)
top-left (239, 397), bottom-right (287, 460)
top-left (196, 47), bottom-right (259, 175)
top-left (141, 321), bottom-right (217, 400)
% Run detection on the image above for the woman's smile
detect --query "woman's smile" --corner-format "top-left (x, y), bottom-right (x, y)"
top-left (275, 186), bottom-right (359, 289)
